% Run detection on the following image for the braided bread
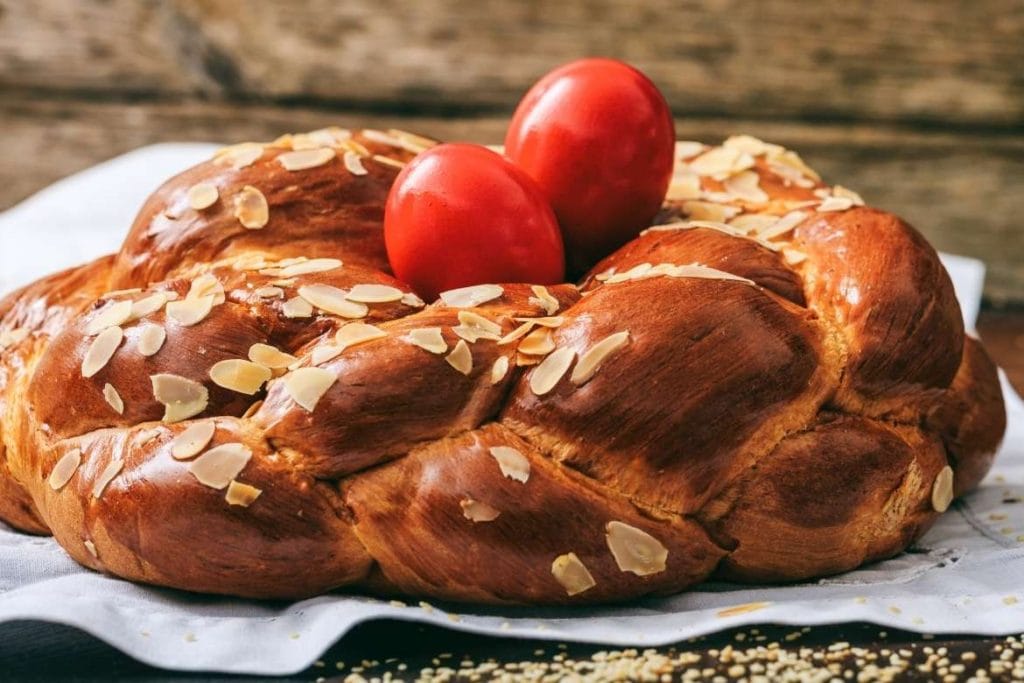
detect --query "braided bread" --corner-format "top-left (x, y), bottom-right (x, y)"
top-left (0, 129), bottom-right (1006, 603)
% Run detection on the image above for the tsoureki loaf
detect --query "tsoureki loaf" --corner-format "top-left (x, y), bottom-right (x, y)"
top-left (0, 129), bottom-right (1006, 603)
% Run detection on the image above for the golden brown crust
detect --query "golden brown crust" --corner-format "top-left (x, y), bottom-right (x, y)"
top-left (347, 423), bottom-right (727, 604)
top-left (794, 207), bottom-right (965, 412)
top-left (926, 336), bottom-right (1007, 496)
top-left (700, 415), bottom-right (947, 582)
top-left (0, 130), bottom-right (1006, 603)
top-left (503, 275), bottom-right (836, 515)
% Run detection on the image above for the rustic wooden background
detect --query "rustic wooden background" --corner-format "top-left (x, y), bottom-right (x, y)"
top-left (0, 0), bottom-right (1021, 304)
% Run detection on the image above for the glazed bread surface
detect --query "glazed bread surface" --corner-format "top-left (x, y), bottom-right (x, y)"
top-left (0, 129), bottom-right (1007, 603)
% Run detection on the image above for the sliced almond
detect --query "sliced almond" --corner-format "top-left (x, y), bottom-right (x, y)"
top-left (529, 347), bottom-right (574, 395)
top-left (571, 331), bottom-right (630, 385)
top-left (170, 421), bottom-right (216, 460)
top-left (187, 273), bottom-right (225, 304)
top-left (488, 445), bottom-right (530, 483)
top-left (226, 480), bottom-right (263, 507)
top-left (283, 367), bottom-right (337, 412)
top-left (311, 344), bottom-right (343, 365)
top-left (187, 183), bottom-right (219, 210)
top-left (818, 196), bottom-right (855, 212)
top-left (84, 539), bottom-right (99, 559)
top-left (401, 292), bottom-right (426, 308)
top-left (136, 428), bottom-right (163, 446)
top-left (723, 170), bottom-right (769, 203)
top-left (645, 220), bottom-right (745, 239)
top-left (103, 383), bottom-right (125, 414)
top-left (235, 254), bottom-right (272, 271)
top-left (669, 264), bottom-right (754, 285)
top-left (551, 552), bottom-right (596, 596)
top-left (82, 326), bottom-right (123, 378)
top-left (282, 296), bottom-right (314, 318)
top-left (771, 149), bottom-right (821, 182)
top-left (490, 356), bottom-right (510, 384)
top-left (278, 258), bottom-right (343, 277)
top-left (405, 327), bottom-right (447, 354)
top-left (688, 146), bottom-right (755, 179)
top-left (254, 286), bottom-right (284, 299)
top-left (606, 262), bottom-right (653, 284)
top-left (372, 154), bottom-right (406, 170)
top-left (128, 292), bottom-right (169, 321)
top-left (460, 499), bottom-right (501, 522)
top-left (137, 324), bottom-right (166, 357)
top-left (445, 339), bottom-right (473, 375)
top-left (666, 169), bottom-right (703, 201)
top-left (439, 284), bottom-right (504, 308)
top-left (336, 322), bottom-right (387, 348)
top-left (248, 343), bottom-right (297, 369)
top-left (209, 359), bottom-right (272, 395)
top-left (278, 147), bottom-right (335, 171)
top-left (151, 373), bottom-right (209, 423)
top-left (498, 322), bottom-right (534, 346)
top-left (298, 284), bottom-right (369, 318)
top-left (723, 134), bottom-right (777, 156)
top-left (92, 458), bottom-right (124, 499)
top-left (234, 185), bottom-right (269, 229)
top-left (166, 295), bottom-right (215, 326)
top-left (680, 200), bottom-right (741, 223)
top-left (516, 353), bottom-right (542, 367)
top-left (215, 142), bottom-right (264, 169)
top-left (782, 248), bottom-right (808, 266)
top-left (85, 300), bottom-right (132, 335)
top-left (48, 449), bottom-right (82, 491)
top-left (387, 128), bottom-right (437, 152)
top-left (189, 443), bottom-right (252, 490)
top-left (518, 327), bottom-right (555, 356)
top-left (514, 316), bottom-right (563, 328)
top-left (728, 214), bottom-right (779, 233)
top-left (757, 211), bottom-right (807, 241)
top-left (364, 128), bottom-right (436, 154)
top-left (605, 521), bottom-right (669, 576)
top-left (453, 310), bottom-right (503, 342)
top-left (676, 140), bottom-right (708, 158)
top-left (832, 184), bottom-right (865, 205)
top-left (344, 150), bottom-right (368, 176)
top-left (307, 126), bottom-right (351, 147)
top-left (346, 284), bottom-right (405, 303)
top-left (529, 285), bottom-right (560, 315)
top-left (932, 465), bottom-right (955, 512)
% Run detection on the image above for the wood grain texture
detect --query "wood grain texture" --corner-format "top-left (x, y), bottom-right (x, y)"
top-left (2, 95), bottom-right (1021, 304)
top-left (1, 0), bottom-right (1022, 127)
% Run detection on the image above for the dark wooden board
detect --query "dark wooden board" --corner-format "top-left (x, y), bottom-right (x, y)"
top-left (2, 0), bottom-right (1023, 128)
top-left (1, 618), bottom-right (1021, 681)
top-left (2, 96), bottom-right (1021, 304)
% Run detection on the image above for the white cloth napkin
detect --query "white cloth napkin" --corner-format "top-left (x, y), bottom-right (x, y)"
top-left (0, 145), bottom-right (1021, 675)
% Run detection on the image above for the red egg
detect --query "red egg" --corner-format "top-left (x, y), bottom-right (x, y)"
top-left (384, 143), bottom-right (565, 301)
top-left (505, 58), bottom-right (676, 272)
